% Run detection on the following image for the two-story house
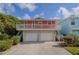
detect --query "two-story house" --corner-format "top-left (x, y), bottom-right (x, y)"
top-left (16, 17), bottom-right (60, 42)
top-left (60, 15), bottom-right (79, 35)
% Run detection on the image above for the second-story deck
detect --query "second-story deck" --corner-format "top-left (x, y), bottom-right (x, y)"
top-left (16, 24), bottom-right (58, 31)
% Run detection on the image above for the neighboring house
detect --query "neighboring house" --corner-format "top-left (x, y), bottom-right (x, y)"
top-left (16, 17), bottom-right (60, 42)
top-left (60, 15), bottom-right (79, 35)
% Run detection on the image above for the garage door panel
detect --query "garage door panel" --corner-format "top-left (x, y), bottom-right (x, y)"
top-left (23, 31), bottom-right (38, 42)
top-left (39, 32), bottom-right (55, 41)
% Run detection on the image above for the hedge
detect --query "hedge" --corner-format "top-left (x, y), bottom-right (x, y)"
top-left (63, 33), bottom-right (79, 46)
top-left (0, 39), bottom-right (13, 52)
top-left (0, 33), bottom-right (20, 52)
top-left (11, 36), bottom-right (20, 45)
top-left (0, 34), bottom-right (9, 40)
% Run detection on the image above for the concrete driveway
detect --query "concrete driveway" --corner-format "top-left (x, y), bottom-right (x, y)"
top-left (3, 42), bottom-right (71, 55)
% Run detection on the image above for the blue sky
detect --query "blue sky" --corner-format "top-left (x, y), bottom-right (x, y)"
top-left (0, 3), bottom-right (79, 20)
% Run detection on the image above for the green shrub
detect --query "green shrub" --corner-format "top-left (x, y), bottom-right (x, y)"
top-left (73, 35), bottom-right (79, 46)
top-left (0, 34), bottom-right (9, 40)
top-left (0, 39), bottom-right (13, 52)
top-left (11, 36), bottom-right (20, 45)
top-left (64, 33), bottom-right (79, 46)
top-left (5, 39), bottom-right (13, 48)
top-left (63, 36), bottom-right (74, 44)
top-left (69, 34), bottom-right (79, 46)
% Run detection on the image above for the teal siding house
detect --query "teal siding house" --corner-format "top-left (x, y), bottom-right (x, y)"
top-left (60, 15), bottom-right (79, 35)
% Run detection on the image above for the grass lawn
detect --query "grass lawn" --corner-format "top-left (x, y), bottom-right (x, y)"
top-left (65, 47), bottom-right (79, 55)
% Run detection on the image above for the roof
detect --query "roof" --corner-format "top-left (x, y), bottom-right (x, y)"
top-left (58, 15), bottom-right (79, 24)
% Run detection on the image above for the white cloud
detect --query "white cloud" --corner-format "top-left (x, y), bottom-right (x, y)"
top-left (0, 8), bottom-right (5, 14)
top-left (34, 12), bottom-right (44, 18)
top-left (0, 4), bottom-right (6, 13)
top-left (34, 14), bottom-right (40, 18)
top-left (6, 4), bottom-right (15, 14)
top-left (72, 7), bottom-right (79, 17)
top-left (57, 6), bottom-right (79, 19)
top-left (0, 3), bottom-right (15, 14)
top-left (18, 14), bottom-right (31, 20)
top-left (40, 13), bottom-right (44, 16)
top-left (17, 3), bottom-right (37, 12)
top-left (53, 17), bottom-right (60, 19)
top-left (58, 7), bottom-right (72, 19)
top-left (23, 14), bottom-right (31, 19)
top-left (17, 17), bottom-right (22, 20)
top-left (52, 14), bottom-right (60, 19)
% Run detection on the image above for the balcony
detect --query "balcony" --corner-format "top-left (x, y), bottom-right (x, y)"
top-left (16, 24), bottom-right (58, 30)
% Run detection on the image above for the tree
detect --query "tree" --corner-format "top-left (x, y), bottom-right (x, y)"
top-left (0, 13), bottom-right (19, 36)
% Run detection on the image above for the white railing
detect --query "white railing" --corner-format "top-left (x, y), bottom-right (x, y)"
top-left (16, 24), bottom-right (57, 30)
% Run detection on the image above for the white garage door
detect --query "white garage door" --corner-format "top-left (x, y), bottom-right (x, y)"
top-left (23, 31), bottom-right (38, 42)
top-left (39, 31), bottom-right (55, 41)
top-left (23, 31), bottom-right (56, 42)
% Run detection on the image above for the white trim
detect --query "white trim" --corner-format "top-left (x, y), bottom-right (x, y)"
top-left (72, 28), bottom-right (79, 31)
top-left (17, 28), bottom-right (57, 31)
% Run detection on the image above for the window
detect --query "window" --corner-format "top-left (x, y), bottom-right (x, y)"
top-left (38, 21), bottom-right (42, 28)
top-left (70, 15), bottom-right (75, 25)
top-left (38, 21), bottom-right (42, 24)
top-left (71, 20), bottom-right (75, 25)
top-left (48, 21), bottom-right (51, 25)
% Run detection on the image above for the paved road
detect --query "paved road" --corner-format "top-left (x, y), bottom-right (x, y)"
top-left (3, 42), bottom-right (71, 55)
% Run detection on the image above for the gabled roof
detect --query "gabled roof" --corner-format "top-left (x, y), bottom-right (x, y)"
top-left (35, 17), bottom-right (45, 21)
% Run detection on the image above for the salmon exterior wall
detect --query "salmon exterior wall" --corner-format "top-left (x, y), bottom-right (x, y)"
top-left (19, 20), bottom-right (58, 28)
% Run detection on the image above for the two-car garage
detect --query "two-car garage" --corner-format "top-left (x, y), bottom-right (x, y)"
top-left (23, 30), bottom-right (56, 42)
